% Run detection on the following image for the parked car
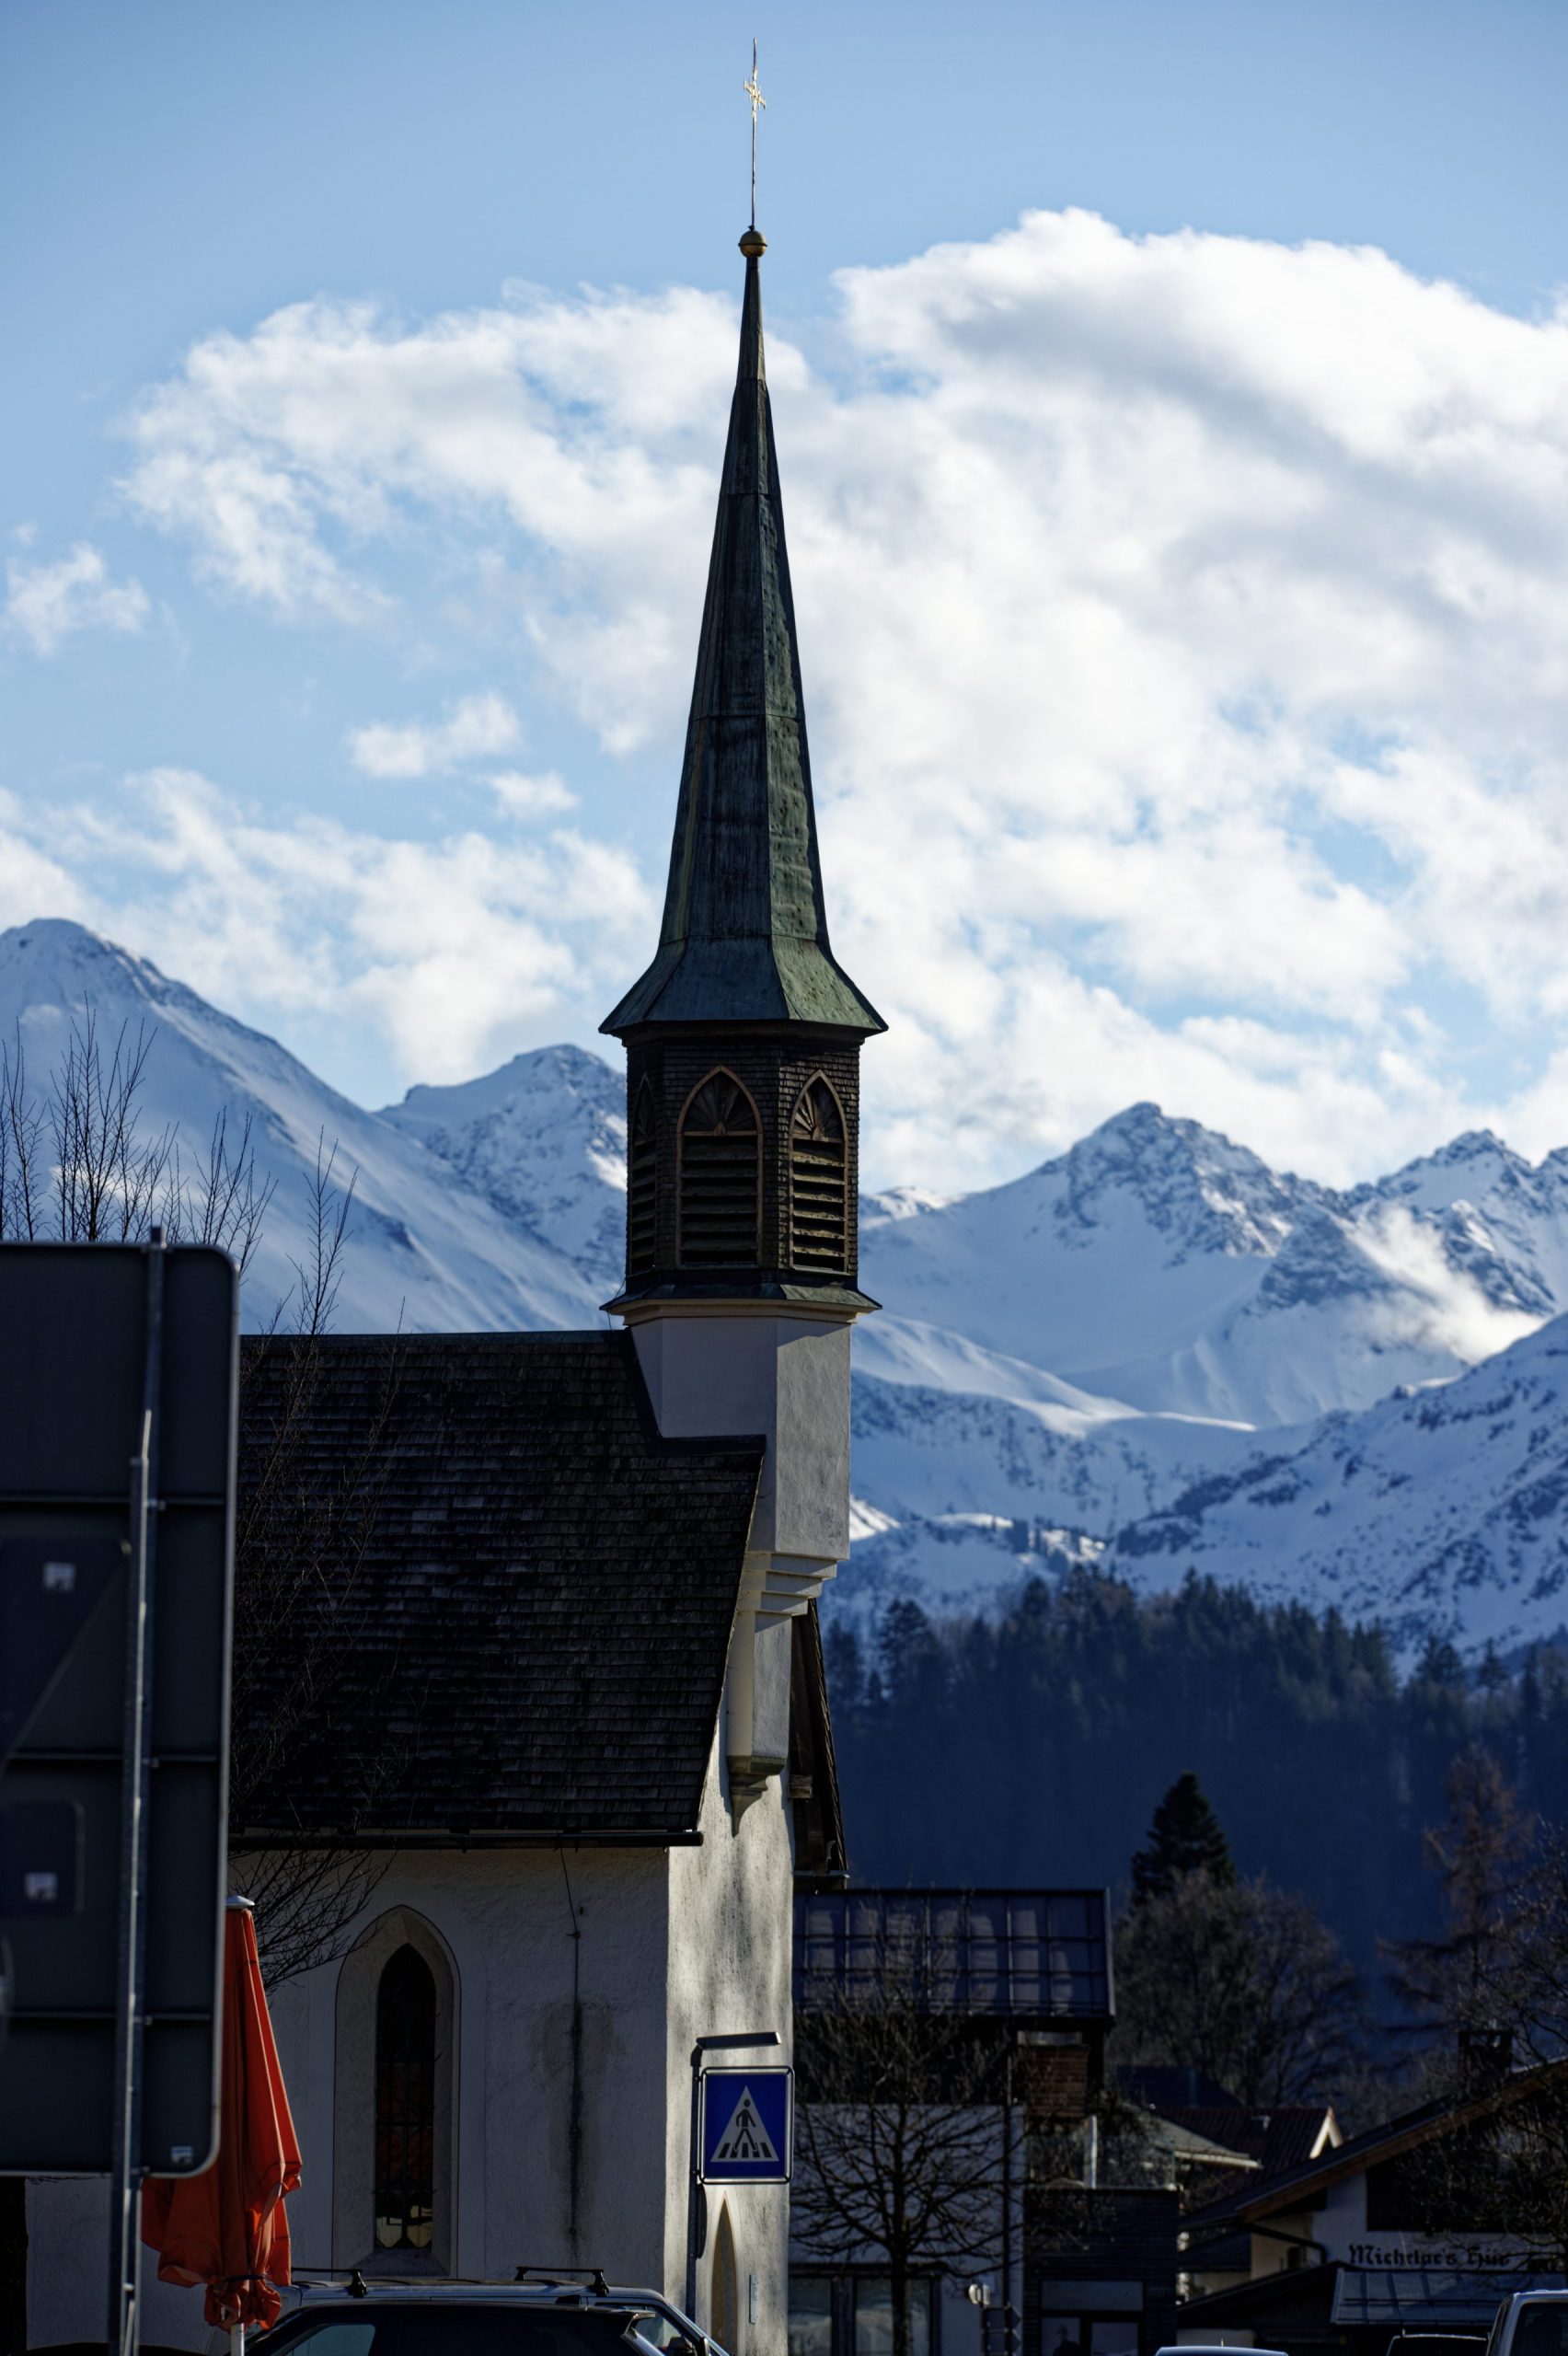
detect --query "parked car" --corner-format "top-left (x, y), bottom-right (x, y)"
top-left (232, 2271), bottom-right (729, 2356)
top-left (1154, 2346), bottom-right (1288, 2356)
top-left (1486, 2293), bottom-right (1568, 2356)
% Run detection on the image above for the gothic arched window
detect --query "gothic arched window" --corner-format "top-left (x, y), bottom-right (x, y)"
top-left (711, 2201), bottom-right (740, 2351)
top-left (374, 1943), bottom-right (436, 2253)
top-left (679, 1071), bottom-right (761, 1267)
top-left (790, 1077), bottom-right (848, 1272)
top-left (628, 1081), bottom-right (658, 1273)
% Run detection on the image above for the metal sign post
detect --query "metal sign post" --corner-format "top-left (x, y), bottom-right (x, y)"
top-left (0, 1237), bottom-right (237, 2356)
top-left (685, 2030), bottom-right (783, 2322)
top-left (107, 1230), bottom-right (164, 2356)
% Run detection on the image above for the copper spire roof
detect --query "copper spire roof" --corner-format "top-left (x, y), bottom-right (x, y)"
top-left (602, 229), bottom-right (883, 1037)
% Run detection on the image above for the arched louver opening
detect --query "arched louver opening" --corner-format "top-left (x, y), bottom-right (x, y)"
top-left (627, 1081), bottom-right (658, 1273)
top-left (679, 1071), bottom-right (761, 1266)
top-left (790, 1077), bottom-right (848, 1272)
top-left (375, 1943), bottom-right (436, 2253)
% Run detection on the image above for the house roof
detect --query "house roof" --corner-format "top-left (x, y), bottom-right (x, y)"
top-left (1183, 2055), bottom-right (1568, 2233)
top-left (795, 1888), bottom-right (1113, 2023)
top-left (1139, 2102), bottom-right (1339, 2174)
top-left (233, 1330), bottom-right (763, 1845)
top-left (601, 231), bottom-right (882, 1040)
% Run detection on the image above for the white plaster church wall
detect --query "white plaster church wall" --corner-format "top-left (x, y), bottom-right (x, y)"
top-left (630, 1313), bottom-right (852, 1565)
top-left (26, 1740), bottom-right (795, 2354)
top-left (272, 1845), bottom-right (678, 2286)
top-left (666, 1719), bottom-right (796, 2356)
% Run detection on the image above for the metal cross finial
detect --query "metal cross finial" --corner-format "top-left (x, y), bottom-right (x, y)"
top-left (744, 38), bottom-right (766, 227)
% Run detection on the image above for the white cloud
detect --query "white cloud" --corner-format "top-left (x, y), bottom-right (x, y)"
top-left (94, 212), bottom-right (1568, 1183)
top-left (488, 769), bottom-right (576, 818)
top-left (346, 690), bottom-right (522, 778)
top-left (30, 767), bottom-right (651, 1085)
top-left (5, 543), bottom-right (149, 656)
top-left (1355, 1203), bottom-right (1540, 1362)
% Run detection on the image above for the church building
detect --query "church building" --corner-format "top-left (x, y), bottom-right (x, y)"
top-left (23, 222), bottom-right (882, 2350)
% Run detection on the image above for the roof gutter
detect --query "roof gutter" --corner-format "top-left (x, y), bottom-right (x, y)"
top-left (233, 1828), bottom-right (705, 1851)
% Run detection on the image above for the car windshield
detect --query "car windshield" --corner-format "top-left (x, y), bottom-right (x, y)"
top-left (271, 2307), bottom-right (662, 2356)
top-left (1514, 2310), bottom-right (1568, 2356)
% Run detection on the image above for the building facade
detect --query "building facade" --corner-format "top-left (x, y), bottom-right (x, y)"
top-left (22, 220), bottom-right (876, 2354)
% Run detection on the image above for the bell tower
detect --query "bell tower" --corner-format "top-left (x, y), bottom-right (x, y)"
top-left (601, 225), bottom-right (883, 1794)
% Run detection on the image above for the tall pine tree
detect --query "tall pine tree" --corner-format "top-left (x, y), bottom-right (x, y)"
top-left (1132, 1771), bottom-right (1237, 1903)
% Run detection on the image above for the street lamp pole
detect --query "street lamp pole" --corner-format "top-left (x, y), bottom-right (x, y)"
top-left (686, 2029), bottom-right (781, 2325)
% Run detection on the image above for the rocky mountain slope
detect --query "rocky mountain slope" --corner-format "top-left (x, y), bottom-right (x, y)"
top-left (7, 916), bottom-right (1568, 1657)
top-left (0, 919), bottom-right (604, 1334)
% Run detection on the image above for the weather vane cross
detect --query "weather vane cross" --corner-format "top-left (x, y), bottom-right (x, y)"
top-left (744, 38), bottom-right (766, 227)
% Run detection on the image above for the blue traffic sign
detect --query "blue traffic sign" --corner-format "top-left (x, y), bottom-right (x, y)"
top-left (699, 2064), bottom-right (793, 2183)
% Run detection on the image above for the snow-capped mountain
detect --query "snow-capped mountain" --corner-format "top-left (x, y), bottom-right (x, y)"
top-left (860, 1103), bottom-right (1544, 1426)
top-left (382, 1045), bottom-right (626, 1293)
top-left (0, 920), bottom-right (603, 1334)
top-left (8, 916), bottom-right (1568, 1656)
top-left (1103, 1315), bottom-right (1568, 1657)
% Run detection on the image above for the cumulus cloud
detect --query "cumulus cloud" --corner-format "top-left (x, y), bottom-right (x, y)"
top-left (30, 768), bottom-right (651, 1084)
top-left (1355, 1203), bottom-right (1541, 1363)
top-left (5, 543), bottom-right (150, 655)
top-left (346, 690), bottom-right (522, 778)
top-left (488, 769), bottom-right (576, 818)
top-left (95, 212), bottom-right (1568, 1182)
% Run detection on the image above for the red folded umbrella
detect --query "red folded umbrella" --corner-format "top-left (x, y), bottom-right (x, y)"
top-left (142, 1900), bottom-right (303, 2328)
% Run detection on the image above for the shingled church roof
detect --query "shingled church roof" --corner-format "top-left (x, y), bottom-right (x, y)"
top-left (232, 1331), bottom-right (763, 1845)
top-left (602, 230), bottom-right (883, 1039)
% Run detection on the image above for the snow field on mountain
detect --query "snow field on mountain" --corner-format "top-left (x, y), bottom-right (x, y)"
top-left (7, 917), bottom-right (1568, 1656)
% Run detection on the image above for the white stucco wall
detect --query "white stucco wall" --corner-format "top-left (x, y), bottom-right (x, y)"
top-left (630, 1311), bottom-right (852, 1564)
top-left (26, 1738), bottom-right (797, 2355)
top-left (668, 1733), bottom-right (796, 2356)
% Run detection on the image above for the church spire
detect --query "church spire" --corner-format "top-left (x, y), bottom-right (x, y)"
top-left (601, 228), bottom-right (883, 1038)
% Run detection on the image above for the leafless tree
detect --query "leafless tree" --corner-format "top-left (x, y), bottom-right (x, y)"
top-left (0, 1010), bottom-right (272, 1273)
top-left (794, 1939), bottom-right (1021, 2356)
top-left (2, 1009), bottom-right (395, 1983)
top-left (1114, 1870), bottom-right (1366, 2107)
top-left (1384, 1758), bottom-right (1568, 2257)
top-left (1385, 1745), bottom-right (1536, 2041)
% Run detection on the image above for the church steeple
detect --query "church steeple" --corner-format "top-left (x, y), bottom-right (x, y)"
top-left (602, 227), bottom-right (882, 1038)
top-left (602, 227), bottom-right (882, 1317)
top-left (601, 214), bottom-right (877, 1793)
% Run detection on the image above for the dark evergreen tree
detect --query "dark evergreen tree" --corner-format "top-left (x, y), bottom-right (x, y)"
top-left (1131, 1771), bottom-right (1237, 1903)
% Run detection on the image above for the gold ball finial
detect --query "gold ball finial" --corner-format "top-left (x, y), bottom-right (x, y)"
top-left (739, 226), bottom-right (767, 260)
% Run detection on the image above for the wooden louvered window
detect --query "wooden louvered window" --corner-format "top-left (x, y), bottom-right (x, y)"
top-left (628, 1083), bottom-right (658, 1272)
top-left (790, 1078), bottom-right (848, 1271)
top-left (679, 1072), bottom-right (760, 1266)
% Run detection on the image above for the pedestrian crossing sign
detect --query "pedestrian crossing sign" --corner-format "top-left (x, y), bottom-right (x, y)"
top-left (699, 2064), bottom-right (793, 2183)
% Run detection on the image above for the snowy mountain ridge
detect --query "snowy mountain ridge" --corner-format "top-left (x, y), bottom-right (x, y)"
top-left (6, 916), bottom-right (1567, 1658)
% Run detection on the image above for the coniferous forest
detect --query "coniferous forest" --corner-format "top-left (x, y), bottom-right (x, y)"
top-left (825, 1570), bottom-right (1568, 1973)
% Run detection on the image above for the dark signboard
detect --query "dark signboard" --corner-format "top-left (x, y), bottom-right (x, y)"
top-left (0, 1242), bottom-right (237, 2178)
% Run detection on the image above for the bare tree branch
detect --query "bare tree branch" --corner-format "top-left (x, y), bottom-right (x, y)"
top-left (795, 1934), bottom-right (1020, 2356)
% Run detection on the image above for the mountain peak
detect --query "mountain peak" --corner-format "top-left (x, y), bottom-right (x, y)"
top-left (0, 917), bottom-right (159, 991)
top-left (1043, 1100), bottom-right (1309, 1264)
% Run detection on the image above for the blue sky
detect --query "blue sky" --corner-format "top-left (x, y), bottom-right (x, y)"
top-left (6, 2), bottom-right (1568, 1188)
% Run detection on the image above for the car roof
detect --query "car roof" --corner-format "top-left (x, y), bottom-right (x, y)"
top-left (286, 2281), bottom-right (682, 2310)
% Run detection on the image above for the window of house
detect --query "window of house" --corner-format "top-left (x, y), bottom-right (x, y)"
top-left (789, 2278), bottom-right (835, 2356)
top-left (628, 1082), bottom-right (658, 1272)
top-left (790, 1078), bottom-right (847, 1271)
top-left (789, 2275), bottom-right (936, 2356)
top-left (854, 2278), bottom-right (933, 2356)
top-left (374, 1943), bottom-right (436, 2251)
top-left (679, 1072), bottom-right (760, 1266)
top-left (1040, 2321), bottom-right (1084, 2356)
